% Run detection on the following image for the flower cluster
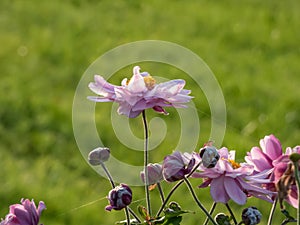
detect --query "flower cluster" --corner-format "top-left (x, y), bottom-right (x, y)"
top-left (86, 66), bottom-right (300, 225)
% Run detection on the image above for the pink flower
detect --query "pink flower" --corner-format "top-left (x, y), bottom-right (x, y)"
top-left (245, 134), bottom-right (300, 208)
top-left (88, 66), bottom-right (192, 118)
top-left (193, 148), bottom-right (273, 205)
top-left (0, 199), bottom-right (46, 225)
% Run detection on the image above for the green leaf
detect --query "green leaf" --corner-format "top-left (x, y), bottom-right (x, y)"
top-left (138, 205), bottom-right (150, 220)
top-left (162, 216), bottom-right (182, 225)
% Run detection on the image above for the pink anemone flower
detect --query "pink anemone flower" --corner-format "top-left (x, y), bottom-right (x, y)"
top-left (192, 147), bottom-right (273, 205)
top-left (245, 134), bottom-right (300, 208)
top-left (88, 66), bottom-right (192, 118)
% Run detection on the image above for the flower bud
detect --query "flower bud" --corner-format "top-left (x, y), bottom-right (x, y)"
top-left (88, 147), bottom-right (110, 165)
top-left (199, 146), bottom-right (220, 168)
top-left (163, 151), bottom-right (195, 182)
top-left (215, 213), bottom-right (231, 225)
top-left (140, 163), bottom-right (163, 185)
top-left (241, 207), bottom-right (262, 225)
top-left (105, 184), bottom-right (132, 211)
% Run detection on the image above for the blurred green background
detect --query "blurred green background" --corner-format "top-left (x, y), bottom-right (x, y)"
top-left (1, 0), bottom-right (299, 224)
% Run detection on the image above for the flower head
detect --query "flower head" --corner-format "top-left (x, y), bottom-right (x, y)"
top-left (162, 151), bottom-right (195, 182)
top-left (88, 147), bottom-right (110, 165)
top-left (245, 134), bottom-right (300, 208)
top-left (193, 148), bottom-right (273, 205)
top-left (0, 199), bottom-right (46, 225)
top-left (140, 163), bottom-right (163, 185)
top-left (105, 184), bottom-right (132, 211)
top-left (88, 66), bottom-right (192, 118)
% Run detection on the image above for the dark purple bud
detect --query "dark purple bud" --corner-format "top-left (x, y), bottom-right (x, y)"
top-left (88, 147), bottom-right (110, 165)
top-left (200, 146), bottom-right (220, 168)
top-left (140, 163), bottom-right (163, 185)
top-left (105, 184), bottom-right (132, 211)
top-left (162, 151), bottom-right (195, 182)
top-left (241, 207), bottom-right (262, 225)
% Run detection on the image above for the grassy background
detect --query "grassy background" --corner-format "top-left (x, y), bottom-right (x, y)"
top-left (0, 0), bottom-right (299, 224)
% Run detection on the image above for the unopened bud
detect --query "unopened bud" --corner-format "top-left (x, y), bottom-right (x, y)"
top-left (140, 163), bottom-right (163, 185)
top-left (215, 213), bottom-right (231, 225)
top-left (88, 147), bottom-right (110, 165)
top-left (200, 146), bottom-right (220, 168)
top-left (241, 207), bottom-right (262, 225)
top-left (105, 183), bottom-right (132, 211)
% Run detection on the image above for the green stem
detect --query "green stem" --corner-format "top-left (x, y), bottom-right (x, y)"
top-left (156, 161), bottom-right (202, 217)
top-left (100, 162), bottom-right (141, 223)
top-left (203, 202), bottom-right (217, 225)
top-left (157, 182), bottom-right (165, 204)
top-left (125, 206), bottom-right (130, 225)
top-left (100, 162), bottom-right (115, 188)
top-left (267, 197), bottom-right (278, 225)
top-left (293, 161), bottom-right (300, 225)
top-left (225, 203), bottom-right (237, 225)
top-left (184, 177), bottom-right (217, 225)
top-left (142, 110), bottom-right (151, 216)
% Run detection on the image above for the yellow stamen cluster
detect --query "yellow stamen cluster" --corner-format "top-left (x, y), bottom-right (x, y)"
top-left (144, 75), bottom-right (156, 90)
top-left (228, 159), bottom-right (241, 169)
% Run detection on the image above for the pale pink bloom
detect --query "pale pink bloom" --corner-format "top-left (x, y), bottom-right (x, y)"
top-left (88, 66), bottom-right (192, 118)
top-left (245, 134), bottom-right (300, 208)
top-left (0, 199), bottom-right (46, 225)
top-left (193, 148), bottom-right (273, 205)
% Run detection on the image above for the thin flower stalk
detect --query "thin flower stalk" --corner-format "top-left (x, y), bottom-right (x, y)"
top-left (142, 110), bottom-right (152, 216)
top-left (267, 197), bottom-right (278, 225)
top-left (203, 202), bottom-right (217, 225)
top-left (183, 177), bottom-right (217, 225)
top-left (225, 203), bottom-right (237, 225)
top-left (157, 182), bottom-right (165, 204)
top-left (100, 162), bottom-right (141, 223)
top-left (292, 161), bottom-right (300, 224)
top-left (156, 161), bottom-right (203, 217)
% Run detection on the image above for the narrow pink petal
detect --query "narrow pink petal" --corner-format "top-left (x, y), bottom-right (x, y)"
top-left (210, 176), bottom-right (230, 203)
top-left (198, 178), bottom-right (212, 188)
top-left (87, 96), bottom-right (113, 102)
top-left (224, 177), bottom-right (247, 205)
top-left (89, 75), bottom-right (115, 96)
top-left (153, 79), bottom-right (185, 97)
top-left (153, 106), bottom-right (168, 115)
top-left (37, 201), bottom-right (46, 216)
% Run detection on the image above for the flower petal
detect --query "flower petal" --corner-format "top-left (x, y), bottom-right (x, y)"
top-left (210, 176), bottom-right (230, 203)
top-left (89, 75), bottom-right (116, 96)
top-left (224, 177), bottom-right (247, 205)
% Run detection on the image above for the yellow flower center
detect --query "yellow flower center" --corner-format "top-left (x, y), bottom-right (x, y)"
top-left (144, 75), bottom-right (156, 90)
top-left (228, 159), bottom-right (241, 169)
